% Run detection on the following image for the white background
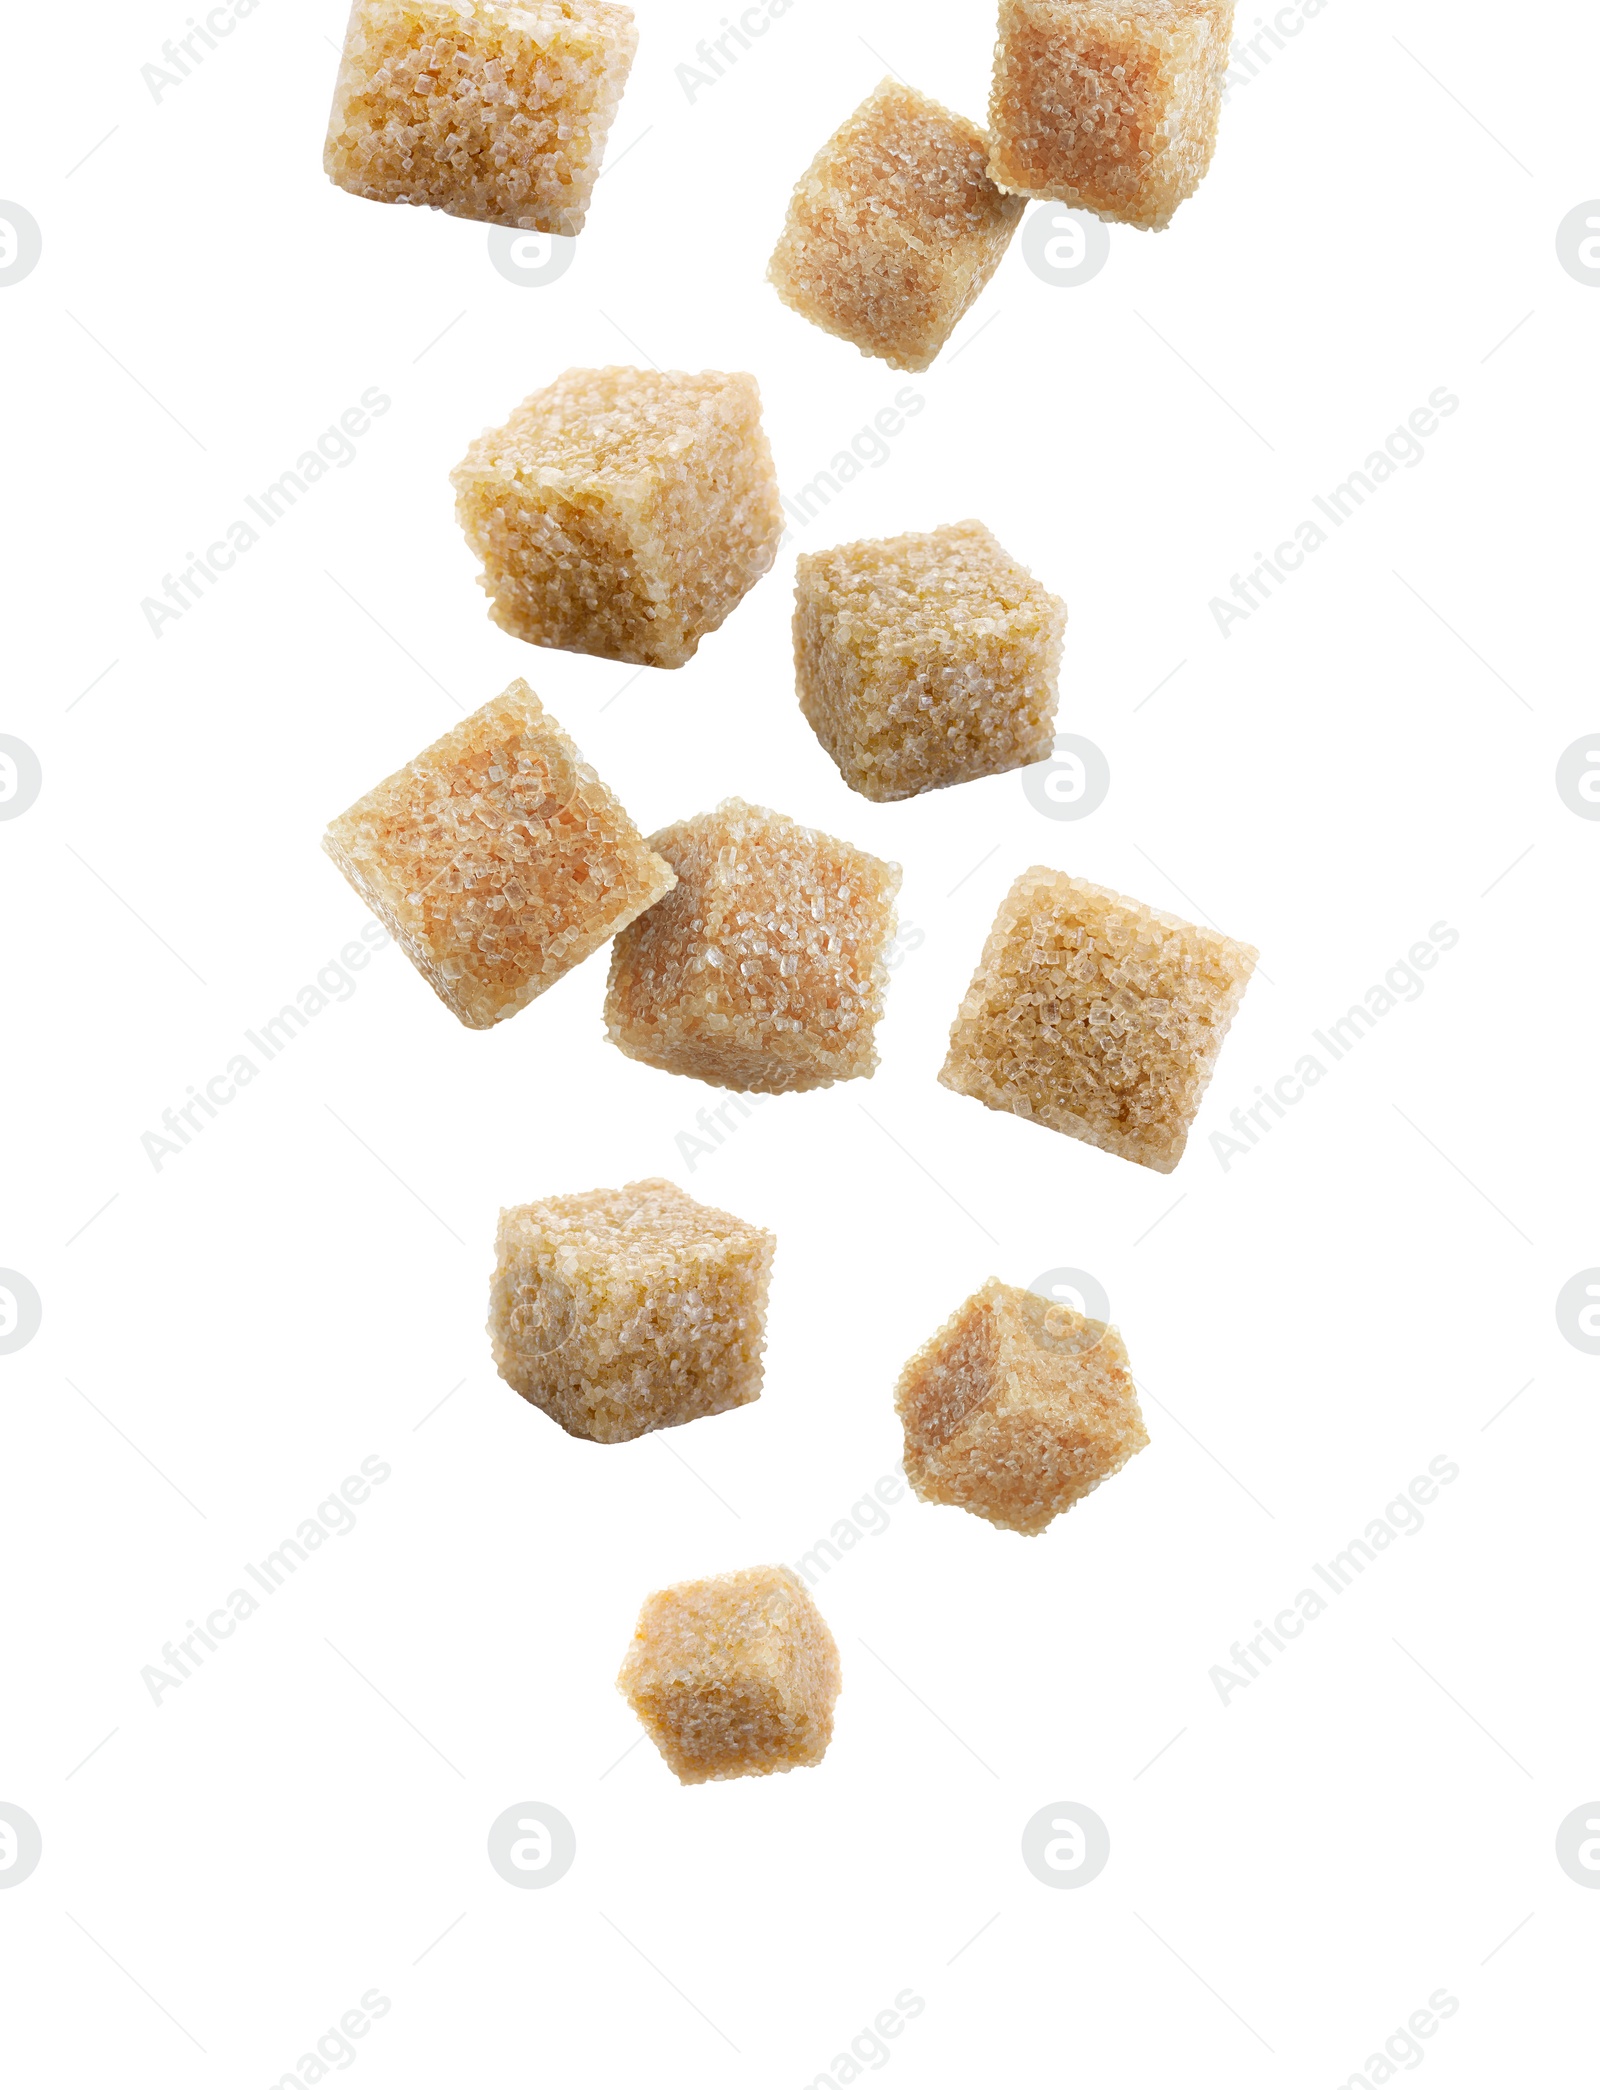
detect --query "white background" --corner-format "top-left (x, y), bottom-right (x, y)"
top-left (4, 1), bottom-right (1598, 2083)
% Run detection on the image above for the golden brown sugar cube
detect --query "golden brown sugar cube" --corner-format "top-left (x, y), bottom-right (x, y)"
top-left (768, 80), bottom-right (1024, 373)
top-left (794, 521), bottom-right (1067, 802)
top-left (941, 868), bottom-right (1257, 1171)
top-left (604, 799), bottom-right (901, 1095)
top-left (452, 367), bottom-right (783, 669)
top-left (323, 0), bottom-right (638, 236)
top-left (322, 680), bottom-right (674, 1030)
top-left (489, 1179), bottom-right (774, 1443)
top-left (896, 1279), bottom-right (1147, 1536)
top-left (618, 1566), bottom-right (841, 1783)
top-left (988, 0), bottom-right (1235, 230)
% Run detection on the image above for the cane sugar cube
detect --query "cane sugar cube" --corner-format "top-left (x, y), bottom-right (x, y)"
top-left (768, 80), bottom-right (1024, 372)
top-left (940, 867), bottom-right (1257, 1171)
top-left (618, 1565), bottom-right (841, 1783)
top-left (488, 1179), bottom-right (774, 1443)
top-left (896, 1279), bottom-right (1147, 1536)
top-left (604, 799), bottom-right (901, 1094)
top-left (322, 680), bottom-right (674, 1030)
top-left (794, 521), bottom-right (1067, 802)
top-left (452, 367), bottom-right (783, 670)
top-left (323, 0), bottom-right (638, 236)
top-left (988, 0), bottom-right (1234, 230)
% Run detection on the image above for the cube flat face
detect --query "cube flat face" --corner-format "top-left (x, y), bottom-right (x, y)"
top-left (896, 1279), bottom-right (1148, 1535)
top-left (794, 521), bottom-right (1066, 801)
top-left (452, 367), bottom-right (783, 669)
top-left (323, 0), bottom-right (638, 235)
top-left (488, 1179), bottom-right (774, 1442)
top-left (618, 1566), bottom-right (842, 1783)
top-left (941, 868), bottom-right (1257, 1170)
top-left (988, 0), bottom-right (1234, 229)
top-left (322, 680), bottom-right (674, 1030)
top-left (604, 799), bottom-right (901, 1094)
top-left (768, 80), bottom-right (1024, 372)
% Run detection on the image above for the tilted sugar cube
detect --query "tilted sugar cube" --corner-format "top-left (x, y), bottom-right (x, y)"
top-left (896, 1278), bottom-right (1148, 1535)
top-left (321, 679), bottom-right (673, 1029)
top-left (452, 367), bottom-right (783, 669)
top-left (940, 866), bottom-right (1257, 1170)
top-left (323, 0), bottom-right (638, 235)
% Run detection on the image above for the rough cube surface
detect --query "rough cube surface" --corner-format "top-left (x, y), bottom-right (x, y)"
top-left (322, 680), bottom-right (673, 1029)
top-left (794, 521), bottom-right (1067, 801)
top-left (896, 1278), bottom-right (1147, 1535)
top-left (323, 0), bottom-right (638, 235)
top-left (489, 1179), bottom-right (774, 1443)
top-left (604, 799), bottom-right (901, 1094)
top-left (452, 366), bottom-right (783, 670)
top-left (988, 0), bottom-right (1234, 230)
top-left (768, 80), bottom-right (1024, 372)
top-left (618, 1566), bottom-right (841, 1783)
top-left (941, 867), bottom-right (1257, 1170)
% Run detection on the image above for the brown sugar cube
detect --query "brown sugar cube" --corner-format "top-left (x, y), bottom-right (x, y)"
top-left (489, 1179), bottom-right (774, 1443)
top-left (618, 1566), bottom-right (841, 1783)
top-left (321, 679), bottom-right (673, 1030)
top-left (988, 0), bottom-right (1234, 230)
top-left (452, 367), bottom-right (783, 669)
top-left (604, 799), bottom-right (901, 1095)
top-left (767, 80), bottom-right (1024, 372)
top-left (940, 867), bottom-right (1257, 1170)
top-left (794, 521), bottom-right (1067, 802)
top-left (323, 0), bottom-right (638, 236)
top-left (896, 1279), bottom-right (1147, 1536)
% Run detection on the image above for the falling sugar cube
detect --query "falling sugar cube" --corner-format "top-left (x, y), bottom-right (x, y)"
top-left (988, 0), bottom-right (1235, 230)
top-left (604, 799), bottom-right (901, 1094)
top-left (489, 1179), bottom-right (774, 1443)
top-left (618, 1565), bottom-right (842, 1783)
top-left (452, 366), bottom-right (784, 669)
top-left (940, 867), bottom-right (1257, 1171)
top-left (768, 80), bottom-right (1024, 372)
top-left (794, 520), bottom-right (1067, 802)
top-left (321, 680), bottom-right (674, 1030)
top-left (896, 1278), bottom-right (1148, 1535)
top-left (323, 0), bottom-right (639, 236)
